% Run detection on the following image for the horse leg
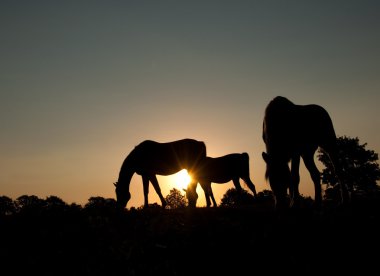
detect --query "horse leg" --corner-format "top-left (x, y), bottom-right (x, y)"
top-left (199, 181), bottom-right (214, 207)
top-left (232, 178), bottom-right (243, 192)
top-left (290, 155), bottom-right (300, 208)
top-left (208, 183), bottom-right (217, 207)
top-left (232, 178), bottom-right (245, 204)
top-left (142, 175), bottom-right (150, 208)
top-left (241, 176), bottom-right (257, 197)
top-left (302, 151), bottom-right (322, 209)
top-left (148, 174), bottom-right (167, 208)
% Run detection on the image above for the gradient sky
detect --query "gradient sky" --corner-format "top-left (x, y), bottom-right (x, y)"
top-left (1, 1), bottom-right (379, 208)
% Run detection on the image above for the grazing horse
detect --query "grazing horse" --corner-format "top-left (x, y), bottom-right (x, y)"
top-left (114, 138), bottom-right (207, 209)
top-left (186, 153), bottom-right (258, 207)
top-left (262, 96), bottom-right (350, 211)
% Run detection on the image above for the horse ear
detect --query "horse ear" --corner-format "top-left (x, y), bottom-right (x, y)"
top-left (262, 152), bottom-right (269, 163)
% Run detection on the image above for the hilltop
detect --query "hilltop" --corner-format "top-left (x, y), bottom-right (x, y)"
top-left (1, 198), bottom-right (379, 275)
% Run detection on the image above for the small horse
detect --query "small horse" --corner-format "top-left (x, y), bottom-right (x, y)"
top-left (114, 138), bottom-right (207, 209)
top-left (186, 153), bottom-right (258, 207)
top-left (262, 96), bottom-right (350, 211)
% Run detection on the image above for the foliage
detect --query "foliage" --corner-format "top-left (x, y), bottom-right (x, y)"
top-left (317, 136), bottom-right (380, 200)
top-left (0, 195), bottom-right (16, 216)
top-left (165, 188), bottom-right (187, 209)
top-left (254, 189), bottom-right (275, 203)
top-left (84, 196), bottom-right (118, 216)
top-left (137, 202), bottom-right (162, 210)
top-left (0, 195), bottom-right (84, 216)
top-left (14, 195), bottom-right (45, 215)
top-left (84, 196), bottom-right (117, 209)
top-left (0, 192), bottom-right (380, 274)
top-left (45, 195), bottom-right (67, 207)
top-left (220, 188), bottom-right (255, 207)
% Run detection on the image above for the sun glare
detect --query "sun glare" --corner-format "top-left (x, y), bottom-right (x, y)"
top-left (174, 169), bottom-right (192, 190)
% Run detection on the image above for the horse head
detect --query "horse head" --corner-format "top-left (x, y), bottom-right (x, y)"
top-left (262, 152), bottom-right (291, 210)
top-left (184, 182), bottom-right (198, 208)
top-left (114, 181), bottom-right (131, 209)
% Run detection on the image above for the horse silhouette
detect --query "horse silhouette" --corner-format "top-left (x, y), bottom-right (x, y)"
top-left (262, 96), bottom-right (350, 210)
top-left (185, 153), bottom-right (258, 207)
top-left (114, 138), bottom-right (207, 209)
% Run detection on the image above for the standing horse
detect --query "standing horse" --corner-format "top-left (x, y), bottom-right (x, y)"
top-left (262, 96), bottom-right (350, 210)
top-left (114, 138), bottom-right (207, 209)
top-left (186, 153), bottom-right (258, 207)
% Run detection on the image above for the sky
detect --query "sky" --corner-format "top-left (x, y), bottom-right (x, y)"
top-left (1, 1), bottom-right (379, 208)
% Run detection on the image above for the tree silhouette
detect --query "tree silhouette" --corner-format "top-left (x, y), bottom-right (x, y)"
top-left (85, 196), bottom-right (109, 208)
top-left (220, 188), bottom-right (255, 208)
top-left (15, 195), bottom-right (45, 214)
top-left (137, 202), bottom-right (162, 210)
top-left (165, 188), bottom-right (187, 209)
top-left (0, 195), bottom-right (16, 216)
top-left (42, 195), bottom-right (69, 217)
top-left (45, 195), bottom-right (67, 207)
top-left (317, 135), bottom-right (380, 200)
top-left (255, 189), bottom-right (275, 203)
top-left (67, 202), bottom-right (83, 213)
top-left (84, 196), bottom-right (118, 214)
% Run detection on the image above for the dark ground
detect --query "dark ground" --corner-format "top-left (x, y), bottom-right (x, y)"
top-left (1, 198), bottom-right (379, 276)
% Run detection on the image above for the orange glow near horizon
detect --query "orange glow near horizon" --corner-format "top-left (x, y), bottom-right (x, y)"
top-left (173, 169), bottom-right (192, 191)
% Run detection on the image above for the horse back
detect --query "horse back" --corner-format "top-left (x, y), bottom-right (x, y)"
top-left (199, 153), bottom-right (250, 183)
top-left (127, 139), bottom-right (206, 175)
top-left (296, 104), bottom-right (337, 150)
top-left (263, 97), bottom-right (337, 155)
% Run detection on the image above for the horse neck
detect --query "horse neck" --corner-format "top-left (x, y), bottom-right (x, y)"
top-left (118, 165), bottom-right (134, 189)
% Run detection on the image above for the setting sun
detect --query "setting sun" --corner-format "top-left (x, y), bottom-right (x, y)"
top-left (173, 169), bottom-right (192, 190)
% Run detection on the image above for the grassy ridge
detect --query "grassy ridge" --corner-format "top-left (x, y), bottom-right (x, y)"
top-left (1, 199), bottom-right (379, 275)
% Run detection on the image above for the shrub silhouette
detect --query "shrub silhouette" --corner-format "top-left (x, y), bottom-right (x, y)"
top-left (220, 188), bottom-right (255, 207)
top-left (0, 195), bottom-right (16, 216)
top-left (318, 135), bottom-right (380, 201)
top-left (165, 188), bottom-right (187, 209)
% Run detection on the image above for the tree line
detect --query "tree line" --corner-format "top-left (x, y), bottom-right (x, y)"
top-left (1, 135), bottom-right (379, 216)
